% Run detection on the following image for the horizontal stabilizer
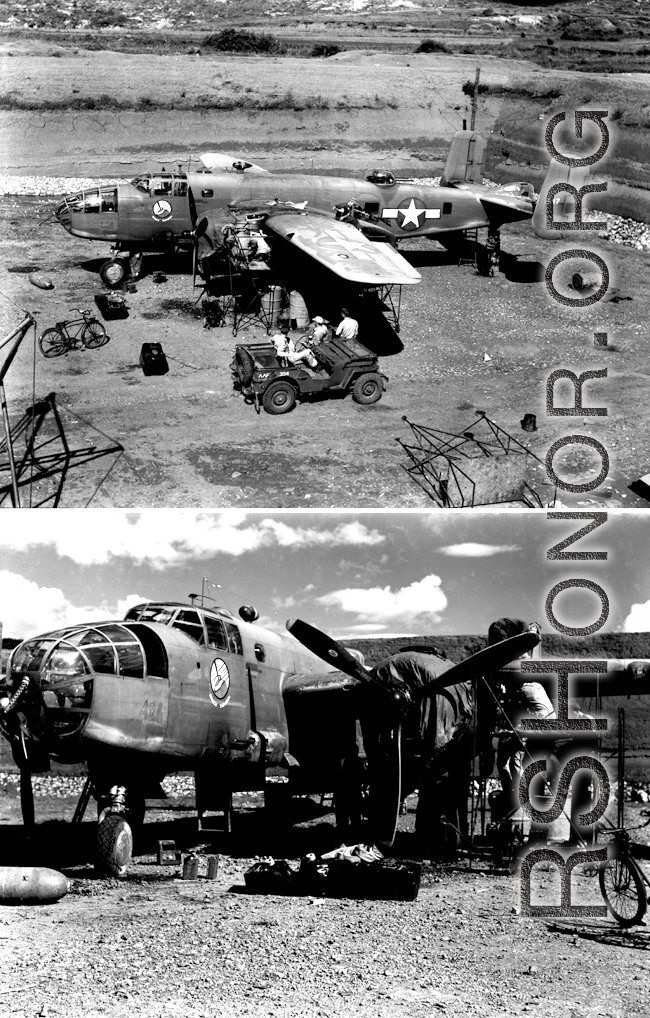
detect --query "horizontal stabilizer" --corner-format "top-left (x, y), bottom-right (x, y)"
top-left (532, 160), bottom-right (605, 239)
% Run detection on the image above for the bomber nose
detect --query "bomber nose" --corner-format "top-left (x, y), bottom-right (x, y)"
top-left (54, 190), bottom-right (86, 233)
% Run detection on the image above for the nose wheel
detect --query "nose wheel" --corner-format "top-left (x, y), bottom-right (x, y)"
top-left (99, 258), bottom-right (127, 288)
top-left (95, 813), bottom-right (133, 877)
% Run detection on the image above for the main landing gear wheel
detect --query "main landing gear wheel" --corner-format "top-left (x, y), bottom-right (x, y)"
top-left (99, 259), bottom-right (126, 288)
top-left (599, 856), bottom-right (647, 927)
top-left (262, 380), bottom-right (297, 415)
top-left (95, 813), bottom-right (133, 877)
top-left (352, 372), bottom-right (383, 405)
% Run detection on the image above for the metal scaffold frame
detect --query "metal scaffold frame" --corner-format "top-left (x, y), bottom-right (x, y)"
top-left (396, 410), bottom-right (556, 508)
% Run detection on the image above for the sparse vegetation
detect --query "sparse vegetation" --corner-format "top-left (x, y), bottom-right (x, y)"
top-left (415, 40), bottom-right (450, 54)
top-left (461, 79), bottom-right (489, 98)
top-left (311, 44), bottom-right (340, 58)
top-left (202, 28), bottom-right (286, 55)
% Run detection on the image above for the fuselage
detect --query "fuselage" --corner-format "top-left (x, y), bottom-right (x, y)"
top-left (4, 601), bottom-right (339, 771)
top-left (54, 167), bottom-right (535, 251)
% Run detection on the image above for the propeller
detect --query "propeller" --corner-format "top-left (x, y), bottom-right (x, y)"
top-left (287, 619), bottom-right (539, 703)
top-left (417, 631), bottom-right (540, 699)
top-left (286, 620), bottom-right (540, 850)
top-left (286, 618), bottom-right (371, 684)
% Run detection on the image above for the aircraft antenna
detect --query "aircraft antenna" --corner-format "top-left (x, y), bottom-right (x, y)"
top-left (470, 66), bottom-right (481, 132)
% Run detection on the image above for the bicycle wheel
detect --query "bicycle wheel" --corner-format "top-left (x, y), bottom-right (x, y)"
top-left (82, 320), bottom-right (109, 348)
top-left (599, 856), bottom-right (647, 927)
top-left (39, 327), bottom-right (68, 358)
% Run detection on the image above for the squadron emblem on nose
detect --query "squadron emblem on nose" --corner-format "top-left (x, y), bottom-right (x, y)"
top-left (209, 658), bottom-right (231, 707)
top-left (152, 200), bottom-right (173, 221)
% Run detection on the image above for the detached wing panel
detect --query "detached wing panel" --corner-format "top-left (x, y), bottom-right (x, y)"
top-left (265, 215), bottom-right (421, 285)
top-left (199, 152), bottom-right (270, 175)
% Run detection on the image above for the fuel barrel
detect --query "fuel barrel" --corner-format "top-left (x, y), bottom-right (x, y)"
top-left (0, 867), bottom-right (70, 904)
top-left (260, 285), bottom-right (283, 328)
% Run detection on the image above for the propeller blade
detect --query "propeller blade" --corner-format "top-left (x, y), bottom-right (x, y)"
top-left (20, 768), bottom-right (35, 828)
top-left (286, 618), bottom-right (370, 684)
top-left (419, 631), bottom-right (541, 698)
top-left (369, 722), bottom-right (402, 849)
top-left (188, 186), bottom-right (198, 229)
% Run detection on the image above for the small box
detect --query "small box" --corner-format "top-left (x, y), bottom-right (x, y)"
top-left (157, 840), bottom-right (176, 865)
top-left (140, 342), bottom-right (169, 376)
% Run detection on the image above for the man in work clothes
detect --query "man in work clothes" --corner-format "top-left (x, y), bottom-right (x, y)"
top-left (335, 308), bottom-right (359, 341)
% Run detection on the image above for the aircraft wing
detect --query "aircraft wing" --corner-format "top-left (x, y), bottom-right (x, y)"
top-left (265, 212), bottom-right (422, 285)
top-left (282, 670), bottom-right (361, 697)
top-left (199, 152), bottom-right (270, 175)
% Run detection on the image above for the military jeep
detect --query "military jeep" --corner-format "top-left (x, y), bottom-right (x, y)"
top-left (231, 335), bottom-right (388, 415)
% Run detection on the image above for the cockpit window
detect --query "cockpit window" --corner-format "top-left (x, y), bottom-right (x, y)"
top-left (84, 191), bottom-right (101, 213)
top-left (153, 177), bottom-right (173, 196)
top-left (126, 605), bottom-right (175, 625)
top-left (224, 622), bottom-right (243, 655)
top-left (205, 616), bottom-right (228, 651)
top-left (131, 177), bottom-right (151, 195)
top-left (101, 187), bottom-right (117, 213)
top-left (173, 181), bottom-right (188, 197)
top-left (171, 609), bottom-right (206, 646)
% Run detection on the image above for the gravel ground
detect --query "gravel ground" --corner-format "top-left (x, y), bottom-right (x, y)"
top-left (1, 778), bottom-right (650, 1018)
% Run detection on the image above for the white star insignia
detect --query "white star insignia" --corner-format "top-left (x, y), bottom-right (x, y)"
top-left (399, 198), bottom-right (424, 227)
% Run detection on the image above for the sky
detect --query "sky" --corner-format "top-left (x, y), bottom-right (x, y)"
top-left (0, 510), bottom-right (649, 641)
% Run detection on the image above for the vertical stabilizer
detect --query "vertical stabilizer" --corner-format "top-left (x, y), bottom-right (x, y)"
top-left (440, 131), bottom-right (487, 186)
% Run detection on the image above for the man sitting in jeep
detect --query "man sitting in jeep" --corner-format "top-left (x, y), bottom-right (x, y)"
top-left (271, 326), bottom-right (318, 369)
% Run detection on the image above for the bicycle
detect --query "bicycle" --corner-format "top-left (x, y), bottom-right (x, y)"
top-left (39, 308), bottom-right (109, 358)
top-left (598, 809), bottom-right (650, 927)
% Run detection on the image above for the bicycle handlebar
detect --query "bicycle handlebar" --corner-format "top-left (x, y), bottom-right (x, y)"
top-left (69, 308), bottom-right (92, 316)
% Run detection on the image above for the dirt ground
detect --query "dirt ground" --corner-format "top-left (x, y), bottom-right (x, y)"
top-left (1, 195), bottom-right (649, 508)
top-left (0, 45), bottom-right (648, 508)
top-left (1, 777), bottom-right (649, 1018)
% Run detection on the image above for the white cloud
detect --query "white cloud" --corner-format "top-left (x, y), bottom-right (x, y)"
top-left (0, 570), bottom-right (149, 640)
top-left (0, 512), bottom-right (385, 568)
top-left (623, 600), bottom-right (650, 632)
top-left (317, 573), bottom-right (447, 628)
top-left (438, 543), bottom-right (520, 557)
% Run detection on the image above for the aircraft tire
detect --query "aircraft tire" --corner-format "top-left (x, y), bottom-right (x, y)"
top-left (99, 259), bottom-right (126, 289)
top-left (95, 813), bottom-right (133, 878)
top-left (235, 348), bottom-right (255, 386)
top-left (262, 380), bottom-right (297, 415)
top-left (351, 372), bottom-right (383, 405)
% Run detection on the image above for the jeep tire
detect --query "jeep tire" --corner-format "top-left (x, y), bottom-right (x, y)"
top-left (262, 380), bottom-right (297, 415)
top-left (352, 372), bottom-right (383, 405)
top-left (235, 348), bottom-right (255, 386)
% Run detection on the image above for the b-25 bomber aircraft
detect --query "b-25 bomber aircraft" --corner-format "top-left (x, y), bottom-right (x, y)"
top-left (4, 601), bottom-right (646, 877)
top-left (0, 598), bottom-right (546, 875)
top-left (53, 131), bottom-right (538, 287)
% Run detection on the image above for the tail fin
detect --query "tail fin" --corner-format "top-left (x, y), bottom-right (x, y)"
top-left (532, 160), bottom-right (601, 239)
top-left (440, 130), bottom-right (487, 186)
